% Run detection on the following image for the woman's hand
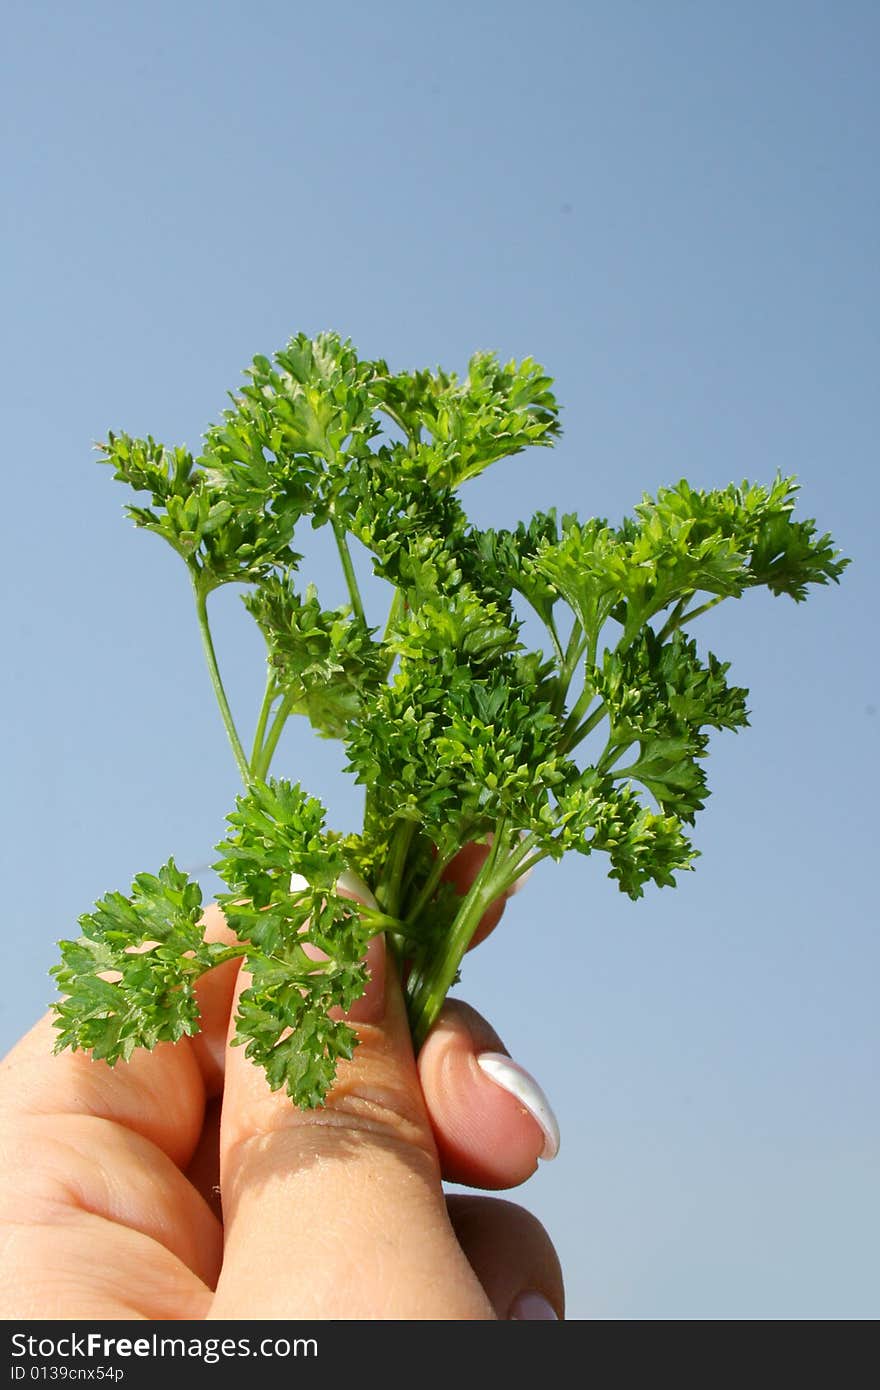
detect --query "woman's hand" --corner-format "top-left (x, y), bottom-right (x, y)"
top-left (0, 859), bottom-right (562, 1321)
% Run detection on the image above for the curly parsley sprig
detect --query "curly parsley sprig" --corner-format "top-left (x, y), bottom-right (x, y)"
top-left (52, 331), bottom-right (849, 1104)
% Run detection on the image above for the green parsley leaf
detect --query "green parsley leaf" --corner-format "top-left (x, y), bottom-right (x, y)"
top-left (52, 860), bottom-right (239, 1063)
top-left (54, 331), bottom-right (849, 1103)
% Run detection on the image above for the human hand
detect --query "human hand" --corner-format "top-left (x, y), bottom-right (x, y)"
top-left (0, 853), bottom-right (563, 1320)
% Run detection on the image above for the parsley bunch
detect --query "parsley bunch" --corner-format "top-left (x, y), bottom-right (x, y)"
top-left (51, 332), bottom-right (848, 1107)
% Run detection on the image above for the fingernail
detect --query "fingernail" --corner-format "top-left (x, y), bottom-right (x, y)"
top-left (336, 869), bottom-right (379, 911)
top-left (509, 1290), bottom-right (559, 1321)
top-left (476, 1052), bottom-right (560, 1160)
top-left (290, 869), bottom-right (380, 913)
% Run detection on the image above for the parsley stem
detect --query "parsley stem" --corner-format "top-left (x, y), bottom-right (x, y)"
top-left (598, 740), bottom-right (632, 775)
top-left (513, 849), bottom-right (549, 882)
top-left (487, 832), bottom-right (550, 897)
top-left (503, 830), bottom-right (542, 878)
top-left (544, 611), bottom-right (565, 667)
top-left (254, 691), bottom-right (295, 780)
top-left (553, 620), bottom-right (587, 713)
top-left (403, 844), bottom-right (456, 926)
top-left (382, 587), bottom-right (405, 643)
top-left (522, 593), bottom-right (564, 667)
top-left (655, 591), bottom-right (725, 643)
top-left (562, 685), bottom-right (595, 739)
top-left (249, 666), bottom-right (278, 774)
top-left (332, 518), bottom-right (367, 625)
top-left (192, 579), bottom-right (251, 787)
top-left (378, 588), bottom-right (406, 680)
top-left (376, 819), bottom-right (416, 917)
top-left (560, 698), bottom-right (607, 754)
top-left (204, 944), bottom-right (249, 966)
top-left (675, 593), bottom-right (726, 628)
top-left (406, 821), bottom-right (512, 1049)
top-left (656, 596), bottom-right (688, 642)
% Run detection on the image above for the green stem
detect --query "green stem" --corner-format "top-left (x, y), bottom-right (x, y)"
top-left (202, 945), bottom-right (249, 967)
top-left (561, 699), bottom-right (608, 755)
top-left (382, 587), bottom-right (405, 643)
top-left (375, 819), bottom-right (417, 917)
top-left (656, 596), bottom-right (689, 643)
top-left (502, 830), bottom-right (541, 880)
top-left (562, 618), bottom-right (585, 673)
top-left (598, 740), bottom-right (634, 775)
top-left (519, 593), bottom-right (564, 667)
top-left (406, 821), bottom-right (511, 1050)
top-left (357, 907), bottom-right (418, 939)
top-left (610, 763), bottom-right (639, 779)
top-left (655, 592), bottom-right (725, 643)
top-left (375, 401), bottom-right (416, 443)
top-left (249, 666), bottom-right (278, 774)
top-left (254, 691), bottom-right (295, 780)
top-left (403, 843), bottom-right (458, 927)
top-left (513, 849), bottom-right (550, 884)
top-left (487, 832), bottom-right (551, 898)
top-left (546, 612), bottom-right (566, 668)
top-left (552, 620), bottom-right (586, 714)
top-left (561, 685), bottom-right (595, 739)
top-left (332, 518), bottom-right (367, 625)
top-left (676, 593), bottom-right (726, 628)
top-left (192, 577), bottom-right (251, 786)
top-left (379, 587), bottom-right (406, 680)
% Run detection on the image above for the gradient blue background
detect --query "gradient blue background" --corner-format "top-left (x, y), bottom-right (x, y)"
top-left (2, 0), bottom-right (877, 1319)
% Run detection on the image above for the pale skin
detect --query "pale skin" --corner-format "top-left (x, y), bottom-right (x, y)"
top-left (0, 846), bottom-right (563, 1320)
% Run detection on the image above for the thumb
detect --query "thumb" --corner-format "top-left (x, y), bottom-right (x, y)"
top-left (209, 910), bottom-right (494, 1320)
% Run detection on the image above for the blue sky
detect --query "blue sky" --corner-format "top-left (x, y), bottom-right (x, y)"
top-left (2, 1), bottom-right (878, 1318)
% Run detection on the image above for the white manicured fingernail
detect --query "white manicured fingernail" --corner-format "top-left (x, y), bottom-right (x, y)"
top-left (509, 1290), bottom-right (559, 1320)
top-left (336, 869), bottom-right (379, 910)
top-left (290, 869), bottom-right (379, 910)
top-left (476, 1052), bottom-right (560, 1160)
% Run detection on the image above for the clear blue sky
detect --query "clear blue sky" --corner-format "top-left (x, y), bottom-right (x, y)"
top-left (2, 0), bottom-right (877, 1318)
